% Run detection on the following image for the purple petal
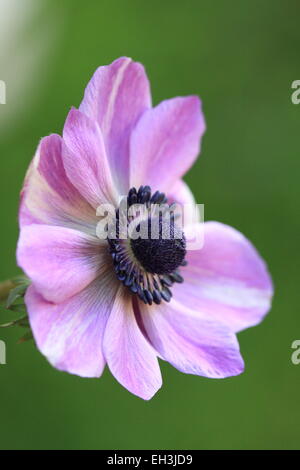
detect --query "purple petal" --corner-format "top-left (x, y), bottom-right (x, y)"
top-left (17, 224), bottom-right (105, 303)
top-left (103, 288), bottom-right (162, 400)
top-left (130, 97), bottom-right (205, 193)
top-left (174, 221), bottom-right (273, 333)
top-left (19, 134), bottom-right (97, 231)
top-left (167, 179), bottom-right (200, 227)
top-left (26, 274), bottom-right (118, 378)
top-left (167, 180), bottom-right (196, 207)
top-left (80, 57), bottom-right (151, 193)
top-left (138, 299), bottom-right (244, 378)
top-left (63, 108), bottom-right (119, 208)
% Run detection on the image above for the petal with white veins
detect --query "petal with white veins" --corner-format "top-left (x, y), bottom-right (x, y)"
top-left (19, 134), bottom-right (97, 233)
top-left (130, 96), bottom-right (205, 193)
top-left (18, 224), bottom-right (107, 303)
top-left (138, 298), bottom-right (244, 378)
top-left (63, 108), bottom-right (119, 208)
top-left (173, 221), bottom-right (273, 333)
top-left (103, 287), bottom-right (162, 400)
top-left (26, 273), bottom-right (118, 378)
top-left (80, 57), bottom-right (151, 193)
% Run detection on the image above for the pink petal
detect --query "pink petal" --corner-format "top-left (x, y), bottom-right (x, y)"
top-left (63, 108), bottom-right (118, 208)
top-left (167, 179), bottom-right (200, 227)
top-left (17, 224), bottom-right (106, 303)
top-left (19, 134), bottom-right (97, 231)
top-left (130, 97), bottom-right (205, 193)
top-left (167, 179), bottom-right (196, 207)
top-left (103, 287), bottom-right (162, 400)
top-left (138, 298), bottom-right (244, 378)
top-left (80, 57), bottom-right (151, 193)
top-left (174, 221), bottom-right (273, 333)
top-left (26, 274), bottom-right (118, 378)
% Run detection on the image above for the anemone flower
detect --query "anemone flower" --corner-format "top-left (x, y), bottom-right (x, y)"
top-left (17, 57), bottom-right (273, 400)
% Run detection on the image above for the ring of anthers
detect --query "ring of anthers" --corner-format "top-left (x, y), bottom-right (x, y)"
top-left (107, 186), bottom-right (187, 305)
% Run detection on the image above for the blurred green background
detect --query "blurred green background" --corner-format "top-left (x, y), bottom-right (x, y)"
top-left (0, 0), bottom-right (299, 450)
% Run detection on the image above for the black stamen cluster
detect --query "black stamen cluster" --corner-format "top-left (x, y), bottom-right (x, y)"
top-left (107, 186), bottom-right (187, 306)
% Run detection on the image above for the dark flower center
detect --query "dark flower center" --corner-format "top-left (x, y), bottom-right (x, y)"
top-left (130, 218), bottom-right (186, 275)
top-left (107, 186), bottom-right (187, 306)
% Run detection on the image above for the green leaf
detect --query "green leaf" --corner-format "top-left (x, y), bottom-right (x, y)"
top-left (6, 284), bottom-right (28, 309)
top-left (0, 315), bottom-right (29, 329)
top-left (0, 320), bottom-right (16, 328)
top-left (7, 304), bottom-right (27, 314)
top-left (11, 276), bottom-right (30, 287)
top-left (0, 276), bottom-right (31, 339)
